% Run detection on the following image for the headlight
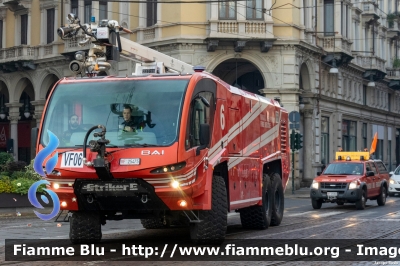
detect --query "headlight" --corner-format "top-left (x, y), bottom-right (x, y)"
top-left (390, 179), bottom-right (395, 184)
top-left (150, 162), bottom-right (186, 174)
top-left (311, 180), bottom-right (319, 189)
top-left (349, 181), bottom-right (359, 189)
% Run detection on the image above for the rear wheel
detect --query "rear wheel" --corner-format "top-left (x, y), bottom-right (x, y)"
top-left (270, 173), bottom-right (284, 226)
top-left (190, 175), bottom-right (227, 244)
top-left (312, 199), bottom-right (322, 209)
top-left (355, 189), bottom-right (367, 210)
top-left (70, 211), bottom-right (102, 244)
top-left (377, 186), bottom-right (387, 206)
top-left (240, 174), bottom-right (273, 229)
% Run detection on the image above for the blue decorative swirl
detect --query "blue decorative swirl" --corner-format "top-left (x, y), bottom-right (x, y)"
top-left (28, 180), bottom-right (60, 221)
top-left (34, 130), bottom-right (59, 176)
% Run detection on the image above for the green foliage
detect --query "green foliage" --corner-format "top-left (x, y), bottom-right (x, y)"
top-left (5, 160), bottom-right (27, 173)
top-left (387, 13), bottom-right (397, 28)
top-left (11, 178), bottom-right (44, 195)
top-left (0, 152), bottom-right (14, 171)
top-left (0, 176), bottom-right (13, 193)
top-left (24, 159), bottom-right (42, 181)
top-left (10, 171), bottom-right (27, 180)
top-left (393, 58), bottom-right (400, 68)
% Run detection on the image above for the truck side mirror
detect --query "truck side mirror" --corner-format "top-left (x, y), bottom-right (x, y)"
top-left (389, 171), bottom-right (394, 177)
top-left (196, 124), bottom-right (210, 156)
top-left (317, 171), bottom-right (322, 176)
top-left (367, 171), bottom-right (375, 177)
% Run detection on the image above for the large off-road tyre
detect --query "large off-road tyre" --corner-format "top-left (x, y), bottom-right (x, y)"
top-left (190, 175), bottom-right (227, 244)
top-left (270, 173), bottom-right (284, 226)
top-left (377, 186), bottom-right (387, 206)
top-left (140, 218), bottom-right (169, 229)
top-left (69, 211), bottom-right (102, 244)
top-left (355, 189), bottom-right (367, 210)
top-left (240, 174), bottom-right (272, 229)
top-left (312, 199), bottom-right (323, 209)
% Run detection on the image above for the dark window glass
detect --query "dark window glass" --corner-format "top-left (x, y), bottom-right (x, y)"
top-left (147, 0), bottom-right (157, 27)
top-left (376, 161), bottom-right (388, 173)
top-left (219, 1), bottom-right (236, 19)
top-left (99, 1), bottom-right (108, 21)
top-left (21, 14), bottom-right (28, 45)
top-left (246, 0), bottom-right (263, 20)
top-left (324, 0), bottom-right (334, 36)
top-left (47, 9), bottom-right (55, 44)
top-left (71, 0), bottom-right (78, 17)
top-left (84, 0), bottom-right (92, 24)
top-left (0, 20), bottom-right (3, 49)
top-left (342, 120), bottom-right (357, 151)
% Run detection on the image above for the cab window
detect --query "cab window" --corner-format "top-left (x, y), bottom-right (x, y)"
top-left (376, 161), bottom-right (388, 174)
top-left (185, 79), bottom-right (216, 150)
top-left (368, 162), bottom-right (378, 174)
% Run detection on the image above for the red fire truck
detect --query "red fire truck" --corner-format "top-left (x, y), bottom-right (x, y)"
top-left (33, 14), bottom-right (290, 244)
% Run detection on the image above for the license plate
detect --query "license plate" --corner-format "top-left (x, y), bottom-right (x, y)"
top-left (120, 158), bottom-right (140, 165)
top-left (61, 152), bottom-right (83, 168)
top-left (327, 192), bottom-right (338, 199)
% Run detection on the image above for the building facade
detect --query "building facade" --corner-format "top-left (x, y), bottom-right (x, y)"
top-left (0, 0), bottom-right (400, 189)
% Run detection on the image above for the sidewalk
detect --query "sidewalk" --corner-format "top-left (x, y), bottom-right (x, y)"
top-left (0, 207), bottom-right (53, 218)
top-left (285, 187), bottom-right (310, 199)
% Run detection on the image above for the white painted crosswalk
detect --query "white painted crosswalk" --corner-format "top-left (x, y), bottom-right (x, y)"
top-left (285, 211), bottom-right (345, 218)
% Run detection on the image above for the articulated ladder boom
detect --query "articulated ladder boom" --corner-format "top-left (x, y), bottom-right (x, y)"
top-left (119, 37), bottom-right (194, 75)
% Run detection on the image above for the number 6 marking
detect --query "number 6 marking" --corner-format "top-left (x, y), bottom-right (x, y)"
top-left (220, 104), bottom-right (225, 130)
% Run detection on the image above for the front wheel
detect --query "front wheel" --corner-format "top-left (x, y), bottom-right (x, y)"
top-left (69, 211), bottom-right (102, 244)
top-left (190, 175), bottom-right (227, 244)
top-left (355, 189), bottom-right (367, 210)
top-left (312, 199), bottom-right (322, 209)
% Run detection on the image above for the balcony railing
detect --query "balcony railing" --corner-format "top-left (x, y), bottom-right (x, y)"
top-left (209, 20), bottom-right (274, 39)
top-left (0, 46), bottom-right (37, 62)
top-left (0, 43), bottom-right (62, 64)
top-left (352, 55), bottom-right (386, 73)
top-left (318, 37), bottom-right (352, 55)
top-left (386, 68), bottom-right (400, 79)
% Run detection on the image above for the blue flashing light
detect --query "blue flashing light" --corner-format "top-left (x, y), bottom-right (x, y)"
top-left (193, 66), bottom-right (205, 72)
top-left (91, 16), bottom-right (96, 23)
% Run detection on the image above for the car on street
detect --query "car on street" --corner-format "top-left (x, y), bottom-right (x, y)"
top-left (389, 166), bottom-right (400, 196)
top-left (310, 151), bottom-right (390, 210)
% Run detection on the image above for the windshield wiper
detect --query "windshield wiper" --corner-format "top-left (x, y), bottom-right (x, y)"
top-left (124, 143), bottom-right (160, 147)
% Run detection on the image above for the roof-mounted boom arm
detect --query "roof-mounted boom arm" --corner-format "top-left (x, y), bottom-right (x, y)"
top-left (119, 37), bottom-right (194, 74)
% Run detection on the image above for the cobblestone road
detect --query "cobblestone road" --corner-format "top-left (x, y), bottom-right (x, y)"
top-left (1, 193), bottom-right (400, 266)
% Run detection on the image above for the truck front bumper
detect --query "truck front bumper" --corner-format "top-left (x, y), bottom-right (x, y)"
top-left (310, 188), bottom-right (363, 203)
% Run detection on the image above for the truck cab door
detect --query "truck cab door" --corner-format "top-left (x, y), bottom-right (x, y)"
top-left (366, 162), bottom-right (379, 196)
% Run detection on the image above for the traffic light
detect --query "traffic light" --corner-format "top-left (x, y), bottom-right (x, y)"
top-left (290, 130), bottom-right (295, 150)
top-left (294, 132), bottom-right (303, 150)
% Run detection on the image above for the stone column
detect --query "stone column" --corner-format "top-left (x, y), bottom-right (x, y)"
top-left (6, 103), bottom-right (22, 161)
top-left (303, 108), bottom-right (314, 186)
top-left (31, 100), bottom-right (46, 128)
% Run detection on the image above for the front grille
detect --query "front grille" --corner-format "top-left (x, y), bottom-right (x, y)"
top-left (395, 188), bottom-right (400, 191)
top-left (321, 182), bottom-right (348, 189)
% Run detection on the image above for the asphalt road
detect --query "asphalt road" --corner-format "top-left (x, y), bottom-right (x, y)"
top-left (1, 192), bottom-right (400, 266)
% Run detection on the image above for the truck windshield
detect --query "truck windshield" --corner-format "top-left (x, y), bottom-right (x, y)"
top-left (41, 79), bottom-right (188, 148)
top-left (323, 163), bottom-right (364, 175)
